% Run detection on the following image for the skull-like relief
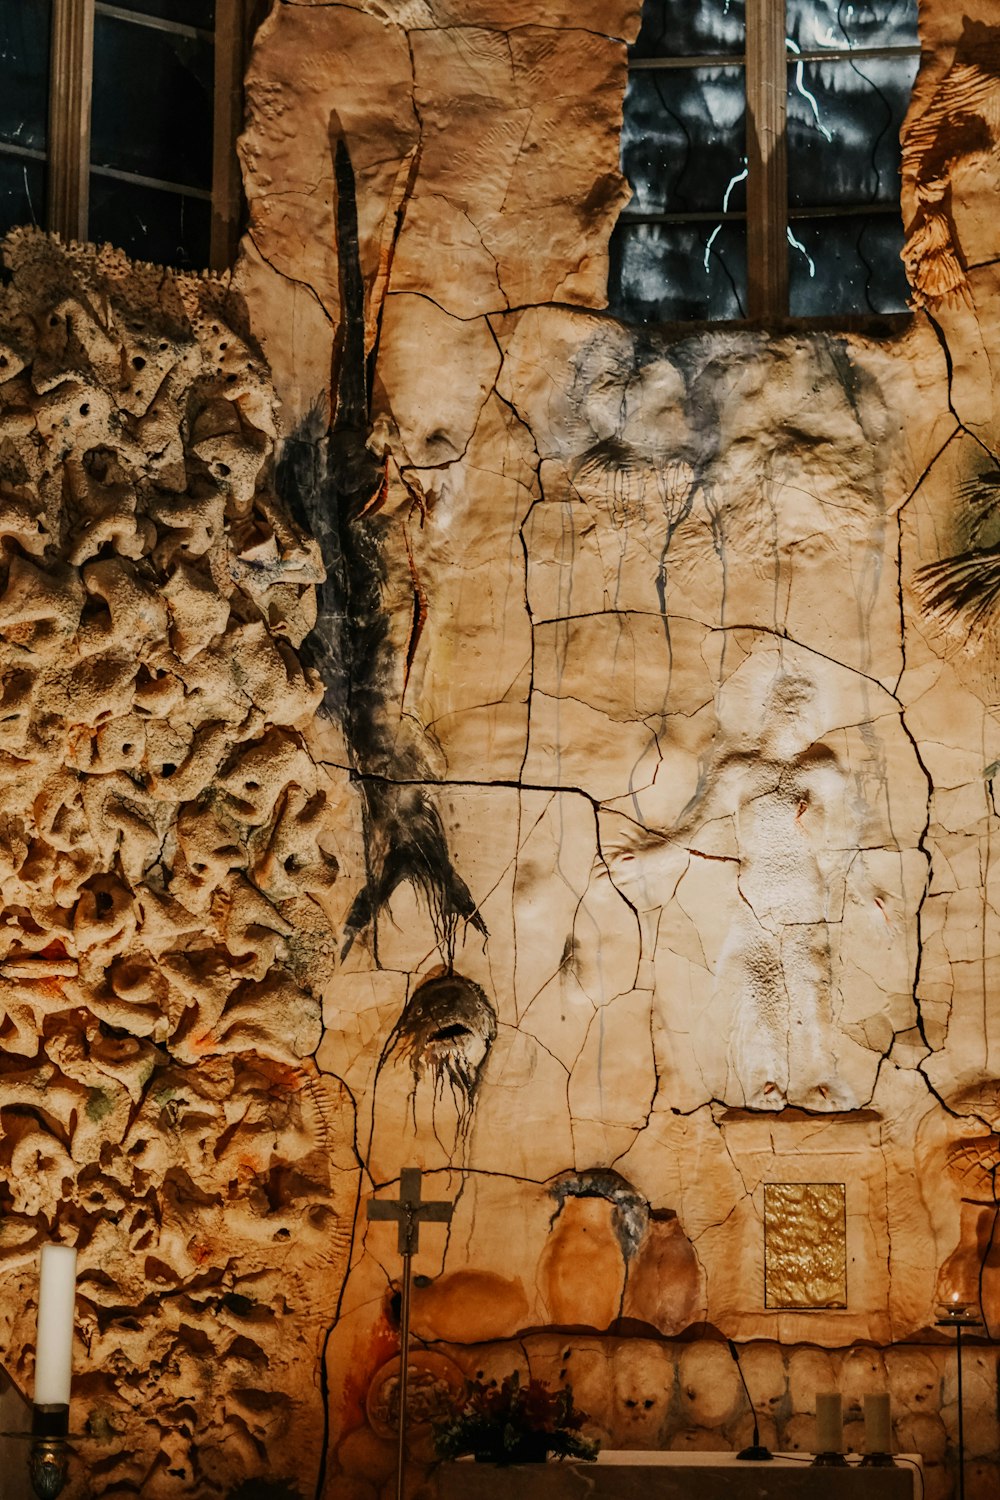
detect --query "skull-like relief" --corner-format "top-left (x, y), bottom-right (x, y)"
top-left (388, 972), bottom-right (497, 1128)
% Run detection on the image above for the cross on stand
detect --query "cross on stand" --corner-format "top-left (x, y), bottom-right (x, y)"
top-left (367, 1168), bottom-right (454, 1500)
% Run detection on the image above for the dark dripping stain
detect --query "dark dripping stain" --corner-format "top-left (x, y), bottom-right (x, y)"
top-left (277, 125), bottom-right (486, 962)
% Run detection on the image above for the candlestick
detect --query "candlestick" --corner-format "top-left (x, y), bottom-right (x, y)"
top-left (815, 1392), bottom-right (842, 1451)
top-left (812, 1391), bottom-right (848, 1467)
top-left (860, 1392), bottom-right (896, 1466)
top-left (34, 1245), bottom-right (77, 1408)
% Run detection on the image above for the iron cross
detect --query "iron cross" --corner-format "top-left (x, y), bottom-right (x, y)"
top-left (366, 1167), bottom-right (453, 1255)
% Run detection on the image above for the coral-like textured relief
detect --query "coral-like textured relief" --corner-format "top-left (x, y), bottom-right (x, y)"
top-left (0, 229), bottom-right (356, 1495)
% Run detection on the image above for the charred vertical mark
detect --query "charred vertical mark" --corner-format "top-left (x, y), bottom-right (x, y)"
top-left (277, 126), bottom-right (486, 961)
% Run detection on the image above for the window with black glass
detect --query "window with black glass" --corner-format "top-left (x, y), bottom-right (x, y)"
top-left (89, 2), bottom-right (215, 268)
top-left (0, 2), bottom-right (52, 242)
top-left (0, 0), bottom-right (246, 271)
top-left (610, 0), bottom-right (920, 322)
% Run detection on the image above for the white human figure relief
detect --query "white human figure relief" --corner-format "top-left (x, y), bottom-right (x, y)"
top-left (607, 664), bottom-right (864, 1112)
top-left (711, 673), bottom-right (859, 1109)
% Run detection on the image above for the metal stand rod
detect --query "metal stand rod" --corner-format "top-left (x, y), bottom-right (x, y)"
top-left (396, 1238), bottom-right (413, 1500)
top-left (934, 1314), bottom-right (979, 1500)
top-left (367, 1170), bottom-right (454, 1500)
top-left (956, 1323), bottom-right (965, 1500)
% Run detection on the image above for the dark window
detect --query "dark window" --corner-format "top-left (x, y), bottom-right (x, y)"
top-left (90, 5), bottom-right (214, 267)
top-left (0, 1), bottom-right (52, 229)
top-left (0, 0), bottom-right (244, 271)
top-left (610, 0), bottom-right (920, 322)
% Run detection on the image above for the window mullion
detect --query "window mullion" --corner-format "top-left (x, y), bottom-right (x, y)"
top-left (47, 0), bottom-right (94, 242)
top-left (746, 0), bottom-right (788, 318)
top-left (210, 0), bottom-right (246, 271)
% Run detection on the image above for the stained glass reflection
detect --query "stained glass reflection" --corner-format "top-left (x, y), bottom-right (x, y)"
top-left (787, 55), bottom-right (918, 208)
top-left (614, 0), bottom-right (918, 321)
top-left (0, 155), bottom-right (44, 238)
top-left (609, 221), bottom-right (747, 323)
top-left (630, 0), bottom-right (745, 59)
top-left (110, 0), bottom-right (215, 26)
top-left (788, 213), bottom-right (910, 315)
top-left (91, 13), bottom-right (213, 189)
top-left (786, 0), bottom-right (918, 50)
top-left (622, 69), bottom-right (746, 215)
top-left (89, 176), bottom-right (211, 270)
top-left (0, 0), bottom-right (51, 154)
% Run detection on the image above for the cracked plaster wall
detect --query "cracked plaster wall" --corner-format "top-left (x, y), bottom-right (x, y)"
top-left (4, 0), bottom-right (1000, 1497)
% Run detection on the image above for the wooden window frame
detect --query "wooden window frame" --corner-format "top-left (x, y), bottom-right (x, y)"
top-left (746, 0), bottom-right (788, 318)
top-left (44, 0), bottom-right (247, 270)
top-left (625, 0), bottom-right (921, 320)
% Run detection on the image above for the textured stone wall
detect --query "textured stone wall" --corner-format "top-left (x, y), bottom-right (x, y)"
top-left (0, 229), bottom-right (358, 1494)
top-left (3, 0), bottom-right (1000, 1498)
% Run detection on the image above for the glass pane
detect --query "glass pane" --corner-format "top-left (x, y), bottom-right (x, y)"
top-left (787, 54), bottom-right (918, 208)
top-left (622, 68), bottom-right (746, 215)
top-left (609, 220), bottom-right (747, 322)
top-left (0, 0), bottom-right (51, 153)
top-left (88, 176), bottom-right (211, 270)
top-left (91, 13), bottom-right (213, 190)
top-left (630, 0), bottom-right (745, 59)
top-left (788, 213), bottom-right (911, 315)
top-left (0, 152), bottom-right (45, 236)
top-left (108, 0), bottom-right (215, 26)
top-left (786, 0), bottom-right (918, 51)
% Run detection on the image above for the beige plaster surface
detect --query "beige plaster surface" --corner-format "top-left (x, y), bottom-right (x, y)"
top-left (4, 0), bottom-right (1000, 1497)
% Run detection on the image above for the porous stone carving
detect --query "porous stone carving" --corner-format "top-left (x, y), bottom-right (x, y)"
top-left (0, 228), bottom-right (355, 1495)
top-left (677, 1343), bottom-right (740, 1429)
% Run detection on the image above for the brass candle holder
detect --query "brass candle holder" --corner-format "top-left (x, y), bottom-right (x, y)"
top-left (29, 1403), bottom-right (71, 1499)
top-left (860, 1391), bottom-right (896, 1466)
top-left (1, 1404), bottom-right (74, 1499)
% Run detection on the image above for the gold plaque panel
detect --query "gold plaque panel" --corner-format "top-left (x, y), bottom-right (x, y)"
top-left (764, 1182), bottom-right (847, 1309)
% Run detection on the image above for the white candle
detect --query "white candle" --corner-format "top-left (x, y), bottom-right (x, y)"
top-left (864, 1392), bottom-right (892, 1453)
top-left (34, 1244), bottom-right (77, 1407)
top-left (815, 1391), bottom-right (843, 1454)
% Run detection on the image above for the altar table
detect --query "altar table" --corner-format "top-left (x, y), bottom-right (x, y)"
top-left (437, 1451), bottom-right (924, 1499)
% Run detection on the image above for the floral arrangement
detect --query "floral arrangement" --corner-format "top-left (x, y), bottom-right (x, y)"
top-left (433, 1371), bottom-right (600, 1465)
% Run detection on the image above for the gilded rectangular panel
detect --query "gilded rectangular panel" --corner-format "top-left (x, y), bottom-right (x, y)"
top-left (763, 1182), bottom-right (847, 1309)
